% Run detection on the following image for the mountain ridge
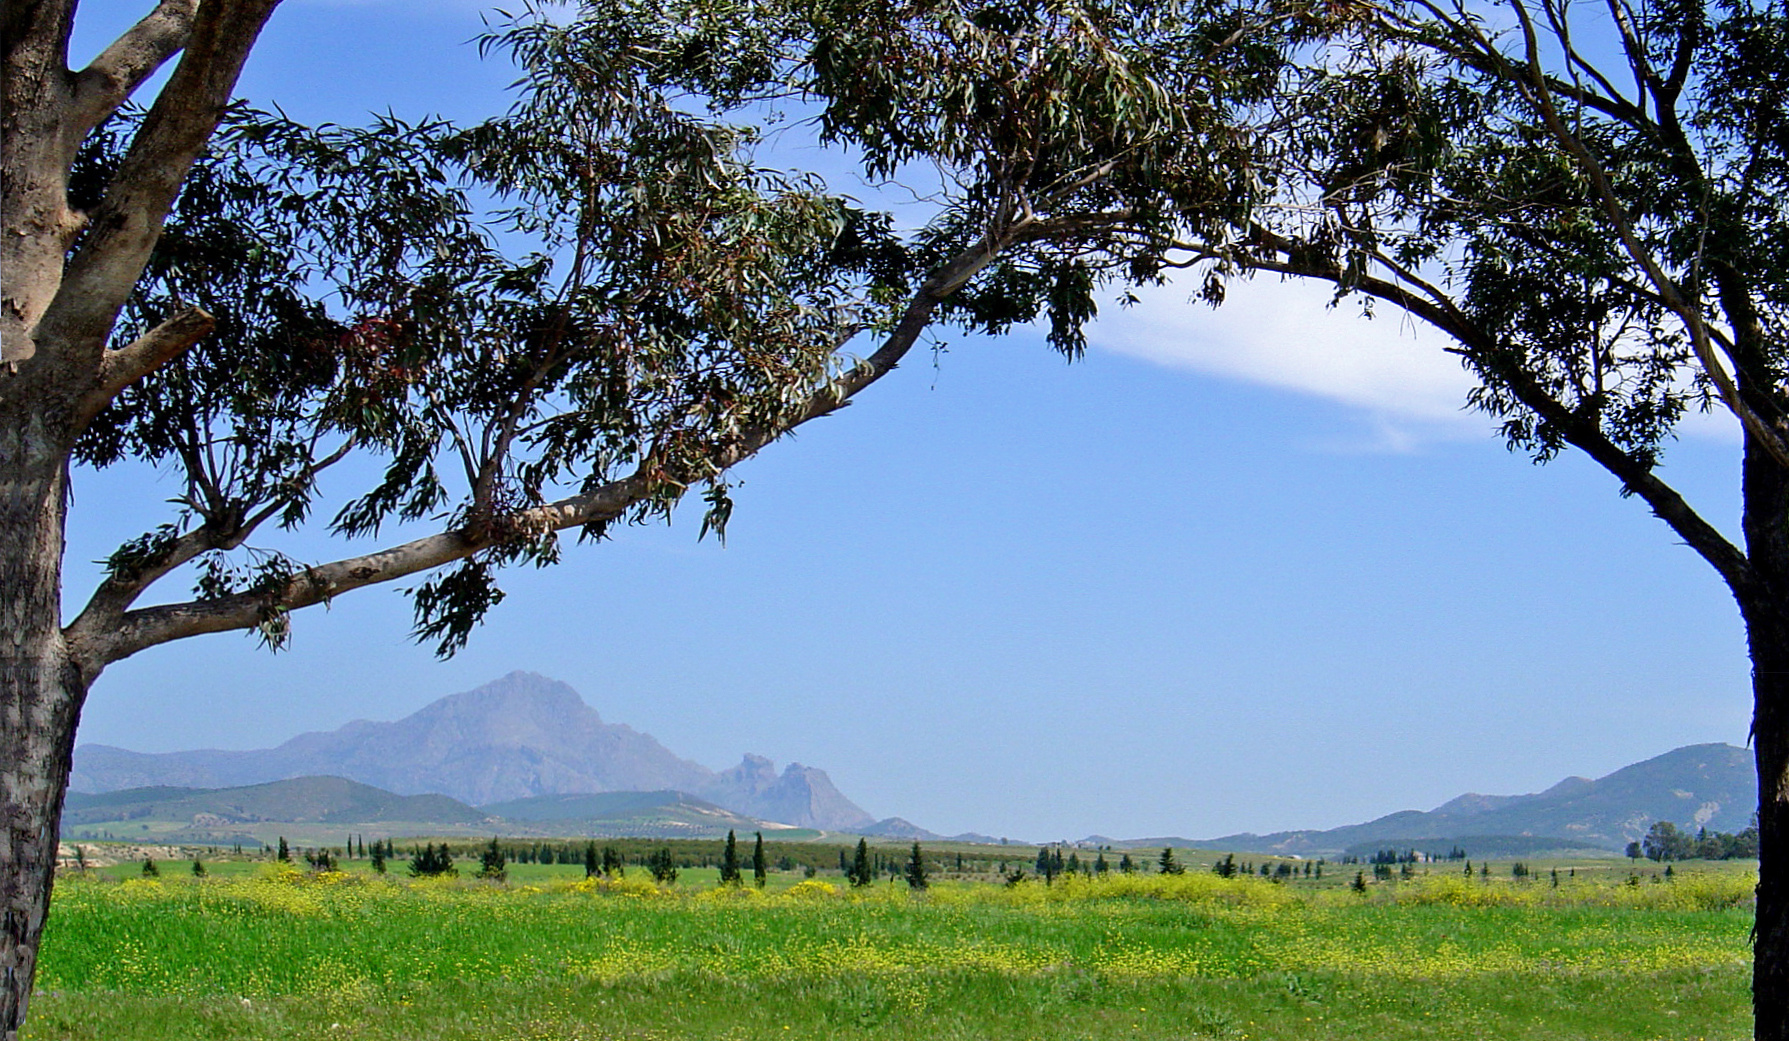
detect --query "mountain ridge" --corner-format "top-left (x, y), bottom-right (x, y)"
top-left (1106, 742), bottom-right (1755, 855)
top-left (72, 672), bottom-right (875, 831)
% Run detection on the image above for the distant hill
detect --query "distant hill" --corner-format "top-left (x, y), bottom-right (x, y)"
top-left (1100, 743), bottom-right (1755, 856)
top-left (61, 778), bottom-right (821, 843)
top-left (63, 776), bottom-right (488, 827)
top-left (72, 672), bottom-right (876, 831)
top-left (858, 817), bottom-right (942, 840)
top-left (480, 790), bottom-right (778, 836)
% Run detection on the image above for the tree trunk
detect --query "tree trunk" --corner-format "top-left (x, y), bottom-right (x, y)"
top-left (1754, 627), bottom-right (1789, 1041)
top-left (1744, 433), bottom-right (1789, 1041)
top-left (0, 416), bottom-right (85, 1041)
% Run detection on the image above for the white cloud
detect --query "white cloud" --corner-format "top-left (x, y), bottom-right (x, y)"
top-left (1090, 274), bottom-right (1742, 449)
top-left (1090, 275), bottom-right (1484, 442)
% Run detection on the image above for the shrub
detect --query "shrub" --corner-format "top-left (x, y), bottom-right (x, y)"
top-left (409, 843), bottom-right (457, 878)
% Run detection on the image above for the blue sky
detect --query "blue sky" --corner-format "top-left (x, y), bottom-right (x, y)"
top-left (67, 0), bottom-right (1752, 842)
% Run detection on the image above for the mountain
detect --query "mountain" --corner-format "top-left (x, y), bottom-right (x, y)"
top-left (858, 817), bottom-right (943, 840)
top-left (1160, 743), bottom-right (1756, 856)
top-left (63, 775), bottom-right (489, 827)
top-left (705, 754), bottom-right (874, 831)
top-left (71, 672), bottom-right (875, 830)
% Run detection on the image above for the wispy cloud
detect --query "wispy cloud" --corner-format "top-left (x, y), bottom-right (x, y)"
top-left (1089, 274), bottom-right (1740, 449)
top-left (1090, 275), bottom-right (1486, 447)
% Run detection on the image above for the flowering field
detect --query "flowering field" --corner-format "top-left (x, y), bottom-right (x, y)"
top-left (26, 867), bottom-right (1752, 1040)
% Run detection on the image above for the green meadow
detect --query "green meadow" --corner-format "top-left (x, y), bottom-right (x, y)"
top-left (25, 860), bottom-right (1753, 1041)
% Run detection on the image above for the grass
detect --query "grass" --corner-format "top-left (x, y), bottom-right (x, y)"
top-left (24, 863), bottom-right (1753, 1040)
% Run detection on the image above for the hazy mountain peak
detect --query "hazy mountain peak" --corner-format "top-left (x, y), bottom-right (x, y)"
top-left (410, 671), bottom-right (599, 727)
top-left (725, 754), bottom-right (778, 786)
top-left (71, 673), bottom-right (875, 831)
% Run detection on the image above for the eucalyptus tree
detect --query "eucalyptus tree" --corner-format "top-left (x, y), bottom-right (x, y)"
top-left (1146, 0), bottom-right (1789, 1029)
top-left (0, 0), bottom-right (1282, 1031)
top-left (636, 0), bottom-right (1789, 1025)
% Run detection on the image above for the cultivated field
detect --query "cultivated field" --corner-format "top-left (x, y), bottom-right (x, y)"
top-left (25, 857), bottom-right (1753, 1041)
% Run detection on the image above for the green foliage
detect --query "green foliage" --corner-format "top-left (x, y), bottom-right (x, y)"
top-left (648, 847), bottom-right (680, 885)
top-left (1158, 847), bottom-right (1184, 876)
top-left (478, 837), bottom-right (507, 882)
top-left (139, 858), bottom-right (158, 878)
top-left (1645, 822), bottom-right (1690, 862)
top-left (849, 839), bottom-right (873, 889)
top-left (752, 832), bottom-right (767, 888)
top-left (905, 842), bottom-right (929, 891)
top-left (409, 844), bottom-right (457, 878)
top-left (78, 22), bottom-right (888, 657)
top-left (720, 830), bottom-right (742, 886)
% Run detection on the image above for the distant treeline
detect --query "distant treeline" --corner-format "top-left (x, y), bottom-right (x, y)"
top-left (293, 835), bottom-right (1030, 876)
top-left (1339, 835), bottom-right (1626, 861)
top-left (1628, 820), bottom-right (1760, 862)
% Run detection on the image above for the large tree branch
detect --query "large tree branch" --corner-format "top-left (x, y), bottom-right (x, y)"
top-left (63, 436), bottom-right (353, 662)
top-left (1243, 241), bottom-right (1759, 599)
top-left (1506, 0), bottom-right (1789, 469)
top-left (70, 304), bottom-right (211, 426)
top-left (77, 233), bottom-right (1011, 667)
top-left (69, 0), bottom-right (201, 135)
top-left (35, 0), bottom-right (279, 368)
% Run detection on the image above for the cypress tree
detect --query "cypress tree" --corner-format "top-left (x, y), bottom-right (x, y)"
top-left (603, 845), bottom-right (623, 877)
top-left (190, 857), bottom-right (205, 878)
top-left (849, 838), bottom-right (872, 888)
top-left (478, 836), bottom-right (507, 881)
top-left (905, 842), bottom-right (929, 890)
top-left (584, 841), bottom-right (599, 878)
top-left (371, 842), bottom-right (386, 874)
top-left (1119, 853), bottom-right (1135, 874)
top-left (721, 830), bottom-right (741, 885)
top-left (276, 836), bottom-right (290, 863)
top-left (752, 832), bottom-right (767, 888)
top-left (1095, 851), bottom-right (1108, 874)
top-left (647, 847), bottom-right (679, 884)
top-left (409, 842), bottom-right (457, 877)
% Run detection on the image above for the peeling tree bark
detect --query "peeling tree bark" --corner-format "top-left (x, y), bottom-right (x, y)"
top-left (0, 419), bottom-right (84, 1039)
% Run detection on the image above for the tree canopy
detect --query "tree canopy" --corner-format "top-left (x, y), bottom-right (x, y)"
top-left (8, 0), bottom-right (1789, 1034)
